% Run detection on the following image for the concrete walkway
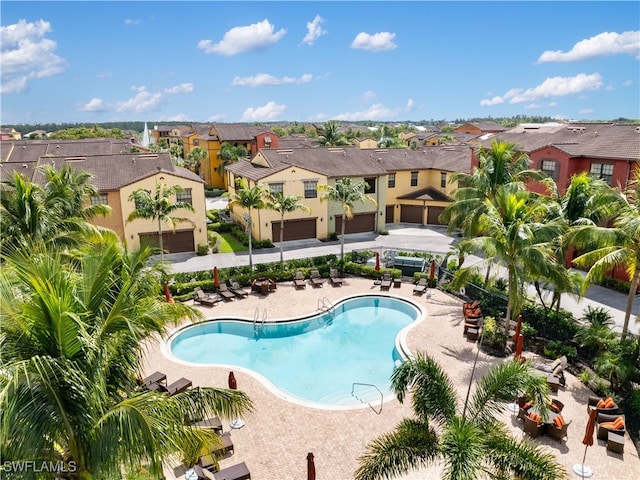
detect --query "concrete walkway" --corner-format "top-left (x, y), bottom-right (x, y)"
top-left (165, 223), bottom-right (639, 336)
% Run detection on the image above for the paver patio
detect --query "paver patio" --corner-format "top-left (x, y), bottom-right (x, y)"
top-left (141, 277), bottom-right (639, 480)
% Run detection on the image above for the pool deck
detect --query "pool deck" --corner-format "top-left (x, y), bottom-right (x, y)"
top-left (142, 277), bottom-right (640, 480)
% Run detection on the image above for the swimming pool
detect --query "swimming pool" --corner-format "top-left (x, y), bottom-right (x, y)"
top-left (168, 295), bottom-right (422, 409)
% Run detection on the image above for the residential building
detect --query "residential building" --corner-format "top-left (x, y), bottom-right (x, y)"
top-left (455, 121), bottom-right (507, 135)
top-left (0, 128), bottom-right (22, 141)
top-left (150, 125), bottom-right (190, 147)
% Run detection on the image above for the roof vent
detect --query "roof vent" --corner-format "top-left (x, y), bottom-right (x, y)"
top-left (22, 164), bottom-right (28, 168)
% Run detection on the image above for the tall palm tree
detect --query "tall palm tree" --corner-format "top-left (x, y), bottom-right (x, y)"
top-left (355, 353), bottom-right (566, 480)
top-left (185, 146), bottom-right (208, 176)
top-left (217, 142), bottom-right (248, 175)
top-left (226, 178), bottom-right (266, 270)
top-left (316, 120), bottom-right (349, 147)
top-left (0, 240), bottom-right (253, 479)
top-left (319, 177), bottom-right (377, 263)
top-left (570, 165), bottom-right (640, 341)
top-left (264, 191), bottom-right (311, 269)
top-left (127, 183), bottom-right (195, 261)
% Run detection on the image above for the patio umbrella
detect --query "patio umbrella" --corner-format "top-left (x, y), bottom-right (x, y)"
top-left (163, 281), bottom-right (174, 303)
top-left (213, 266), bottom-right (220, 288)
top-left (573, 407), bottom-right (597, 478)
top-left (514, 333), bottom-right (524, 360)
top-left (307, 452), bottom-right (316, 480)
top-left (228, 371), bottom-right (237, 390)
top-left (374, 252), bottom-right (380, 271)
top-left (513, 314), bottom-right (522, 342)
top-left (429, 259), bottom-right (436, 279)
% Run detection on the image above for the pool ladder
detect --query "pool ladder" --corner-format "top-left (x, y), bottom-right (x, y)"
top-left (351, 382), bottom-right (383, 415)
top-left (317, 297), bottom-right (335, 326)
top-left (254, 307), bottom-right (267, 335)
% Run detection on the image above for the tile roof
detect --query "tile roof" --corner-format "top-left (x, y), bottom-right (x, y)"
top-left (367, 146), bottom-right (472, 173)
top-left (1, 138), bottom-right (136, 164)
top-left (212, 123), bottom-right (274, 141)
top-left (396, 186), bottom-right (451, 201)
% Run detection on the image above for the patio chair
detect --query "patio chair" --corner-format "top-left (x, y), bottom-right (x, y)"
top-left (549, 399), bottom-right (564, 413)
top-left (194, 287), bottom-right (222, 307)
top-left (596, 412), bottom-right (626, 440)
top-left (534, 355), bottom-right (567, 373)
top-left (413, 276), bottom-right (428, 294)
top-left (293, 270), bottom-right (307, 289)
top-left (217, 283), bottom-right (236, 301)
top-left (380, 272), bottom-right (392, 290)
top-left (523, 413), bottom-right (546, 439)
top-left (166, 377), bottom-right (192, 396)
top-left (587, 395), bottom-right (620, 415)
top-left (199, 433), bottom-right (235, 471)
top-left (141, 371), bottom-right (166, 388)
top-left (213, 461), bottom-right (251, 480)
top-left (191, 416), bottom-right (223, 434)
top-left (547, 416), bottom-right (570, 442)
top-left (329, 268), bottom-right (343, 286)
top-left (228, 280), bottom-right (250, 298)
top-left (309, 269), bottom-right (324, 287)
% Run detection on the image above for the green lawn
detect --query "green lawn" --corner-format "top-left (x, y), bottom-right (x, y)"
top-left (213, 232), bottom-right (248, 253)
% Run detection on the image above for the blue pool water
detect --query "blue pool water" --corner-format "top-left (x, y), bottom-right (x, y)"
top-left (169, 295), bottom-right (421, 407)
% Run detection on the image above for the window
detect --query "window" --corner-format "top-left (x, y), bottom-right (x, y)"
top-left (269, 182), bottom-right (284, 195)
top-left (440, 172), bottom-right (447, 188)
top-left (304, 181), bottom-right (318, 199)
top-left (388, 173), bottom-right (396, 188)
top-left (540, 159), bottom-right (558, 180)
top-left (590, 163), bottom-right (614, 183)
top-left (176, 188), bottom-right (192, 205)
top-left (91, 194), bottom-right (108, 205)
top-left (410, 171), bottom-right (419, 187)
top-left (364, 177), bottom-right (376, 194)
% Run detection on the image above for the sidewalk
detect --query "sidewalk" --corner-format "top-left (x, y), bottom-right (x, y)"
top-left (165, 224), bottom-right (639, 336)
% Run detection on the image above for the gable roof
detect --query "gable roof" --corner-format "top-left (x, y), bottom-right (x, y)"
top-left (368, 146), bottom-right (472, 173)
top-left (396, 186), bottom-right (451, 201)
top-left (212, 123), bottom-right (274, 141)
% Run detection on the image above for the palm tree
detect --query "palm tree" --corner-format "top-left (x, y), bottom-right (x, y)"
top-left (184, 146), bottom-right (208, 176)
top-left (217, 142), bottom-right (248, 175)
top-left (316, 120), bottom-right (349, 147)
top-left (127, 183), bottom-right (195, 262)
top-left (319, 177), bottom-right (377, 263)
top-left (570, 165), bottom-right (640, 341)
top-left (264, 191), bottom-right (311, 269)
top-left (355, 352), bottom-right (566, 480)
top-left (0, 240), bottom-right (253, 479)
top-left (226, 178), bottom-right (266, 270)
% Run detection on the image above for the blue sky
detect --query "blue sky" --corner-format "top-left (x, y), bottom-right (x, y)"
top-left (1, 1), bottom-right (639, 124)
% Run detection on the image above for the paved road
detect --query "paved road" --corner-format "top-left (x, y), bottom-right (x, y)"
top-left (166, 220), bottom-right (639, 336)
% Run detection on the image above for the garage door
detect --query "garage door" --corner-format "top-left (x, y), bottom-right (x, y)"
top-left (400, 205), bottom-right (423, 224)
top-left (271, 218), bottom-right (317, 242)
top-left (385, 205), bottom-right (395, 224)
top-left (139, 229), bottom-right (195, 253)
top-left (335, 213), bottom-right (376, 234)
top-left (427, 206), bottom-right (446, 225)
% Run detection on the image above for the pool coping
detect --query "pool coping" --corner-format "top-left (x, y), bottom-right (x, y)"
top-left (161, 292), bottom-right (426, 411)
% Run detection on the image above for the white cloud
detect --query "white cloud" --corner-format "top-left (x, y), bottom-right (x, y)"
top-left (622, 79), bottom-right (634, 87)
top-left (198, 19), bottom-right (286, 56)
top-left (302, 15), bottom-right (326, 45)
top-left (605, 85), bottom-right (615, 91)
top-left (333, 103), bottom-right (400, 121)
top-left (231, 73), bottom-right (313, 87)
top-left (538, 31), bottom-right (640, 63)
top-left (351, 32), bottom-right (397, 52)
top-left (114, 86), bottom-right (162, 114)
top-left (124, 19), bottom-right (141, 26)
top-left (579, 108), bottom-right (595, 115)
top-left (480, 73), bottom-right (603, 106)
top-left (549, 102), bottom-right (558, 107)
top-left (78, 98), bottom-right (109, 112)
top-left (241, 101), bottom-right (287, 121)
top-left (362, 90), bottom-right (376, 103)
top-left (207, 114), bottom-right (226, 122)
top-left (162, 83), bottom-right (195, 94)
top-left (0, 19), bottom-right (66, 93)
top-left (524, 103), bottom-right (541, 110)
top-left (166, 114), bottom-right (190, 122)
top-left (405, 98), bottom-right (415, 111)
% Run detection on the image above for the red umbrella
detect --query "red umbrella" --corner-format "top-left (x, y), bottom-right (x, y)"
top-left (213, 266), bottom-right (220, 288)
top-left (163, 281), bottom-right (175, 303)
top-left (513, 314), bottom-right (522, 342)
top-left (429, 259), bottom-right (436, 279)
top-left (514, 333), bottom-right (524, 360)
top-left (374, 252), bottom-right (380, 271)
top-left (573, 407), bottom-right (597, 477)
top-left (307, 452), bottom-right (316, 480)
top-left (228, 371), bottom-right (237, 390)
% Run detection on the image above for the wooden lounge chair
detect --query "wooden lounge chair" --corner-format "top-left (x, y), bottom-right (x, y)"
top-left (228, 280), bottom-right (250, 298)
top-left (413, 276), bottom-right (428, 294)
top-left (191, 417), bottom-right (223, 434)
top-left (194, 287), bottom-right (222, 307)
top-left (309, 269), bottom-right (324, 287)
top-left (141, 371), bottom-right (166, 388)
top-left (380, 272), bottom-right (392, 289)
top-left (166, 377), bottom-right (192, 396)
top-left (217, 283), bottom-right (236, 300)
top-left (213, 461), bottom-right (251, 480)
top-left (293, 270), bottom-right (306, 289)
top-left (534, 355), bottom-right (567, 373)
top-left (329, 268), bottom-right (343, 286)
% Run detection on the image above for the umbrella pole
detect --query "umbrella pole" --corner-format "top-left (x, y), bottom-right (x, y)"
top-left (572, 445), bottom-right (593, 478)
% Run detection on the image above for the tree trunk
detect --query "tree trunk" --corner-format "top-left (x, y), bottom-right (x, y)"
top-left (340, 215), bottom-right (346, 262)
top-left (621, 267), bottom-right (640, 342)
top-left (279, 214), bottom-right (285, 269)
top-left (247, 213), bottom-right (253, 270)
top-left (157, 217), bottom-right (164, 261)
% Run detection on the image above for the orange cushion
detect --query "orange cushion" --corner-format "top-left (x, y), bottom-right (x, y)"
top-left (612, 417), bottom-right (625, 430)
top-left (597, 399), bottom-right (606, 408)
top-left (549, 402), bottom-right (560, 413)
top-left (553, 415), bottom-right (565, 428)
top-left (522, 401), bottom-right (533, 410)
top-left (528, 412), bottom-right (541, 424)
top-left (599, 421), bottom-right (616, 429)
top-left (604, 398), bottom-right (615, 409)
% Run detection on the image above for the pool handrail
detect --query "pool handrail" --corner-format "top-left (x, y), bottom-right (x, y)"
top-left (351, 382), bottom-right (383, 415)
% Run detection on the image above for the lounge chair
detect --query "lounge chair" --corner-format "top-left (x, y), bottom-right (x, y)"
top-left (199, 433), bottom-right (235, 471)
top-left (380, 272), bottom-right (392, 289)
top-left (587, 395), bottom-right (620, 415)
top-left (534, 355), bottom-right (567, 373)
top-left (413, 276), bottom-right (428, 294)
top-left (596, 412), bottom-right (626, 440)
top-left (309, 269), bottom-right (324, 287)
top-left (329, 268), bottom-right (343, 286)
top-left (191, 417), bottom-right (223, 434)
top-left (213, 461), bottom-right (251, 480)
top-left (217, 283), bottom-right (236, 300)
top-left (141, 371), bottom-right (166, 388)
top-left (293, 270), bottom-right (306, 289)
top-left (194, 287), bottom-right (222, 307)
top-left (166, 377), bottom-right (192, 396)
top-left (228, 280), bottom-right (250, 298)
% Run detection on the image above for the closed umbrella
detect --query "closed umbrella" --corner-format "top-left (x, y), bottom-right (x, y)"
top-left (514, 333), bottom-right (524, 360)
top-left (213, 266), bottom-right (220, 288)
top-left (163, 281), bottom-right (174, 303)
top-left (513, 314), bottom-right (522, 342)
top-left (228, 371), bottom-right (237, 390)
top-left (573, 407), bottom-right (597, 478)
top-left (307, 452), bottom-right (316, 480)
top-left (429, 259), bottom-right (436, 280)
top-left (374, 252), bottom-right (380, 271)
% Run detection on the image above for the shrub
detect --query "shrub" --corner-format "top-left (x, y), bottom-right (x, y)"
top-left (328, 232), bottom-right (339, 241)
top-left (543, 340), bottom-right (577, 361)
top-left (521, 304), bottom-right (578, 342)
top-left (482, 316), bottom-right (507, 351)
top-left (196, 243), bottom-right (209, 256)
